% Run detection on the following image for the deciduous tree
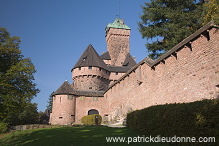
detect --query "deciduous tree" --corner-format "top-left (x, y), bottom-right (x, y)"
top-left (0, 28), bottom-right (39, 125)
top-left (203, 0), bottom-right (219, 25)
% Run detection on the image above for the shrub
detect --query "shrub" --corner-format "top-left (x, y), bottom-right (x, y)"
top-left (0, 122), bottom-right (8, 134)
top-left (81, 114), bottom-right (102, 125)
top-left (127, 99), bottom-right (219, 144)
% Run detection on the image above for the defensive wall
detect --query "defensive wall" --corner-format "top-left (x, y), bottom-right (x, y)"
top-left (104, 22), bottom-right (219, 121)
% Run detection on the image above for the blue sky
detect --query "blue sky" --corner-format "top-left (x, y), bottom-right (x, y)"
top-left (0, 0), bottom-right (151, 112)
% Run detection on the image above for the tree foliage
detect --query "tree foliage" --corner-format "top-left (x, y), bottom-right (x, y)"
top-left (203, 0), bottom-right (219, 25)
top-left (0, 27), bottom-right (39, 125)
top-left (139, 0), bottom-right (205, 59)
top-left (46, 93), bottom-right (53, 112)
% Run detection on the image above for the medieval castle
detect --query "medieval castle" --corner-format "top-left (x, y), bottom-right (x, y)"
top-left (50, 18), bottom-right (219, 125)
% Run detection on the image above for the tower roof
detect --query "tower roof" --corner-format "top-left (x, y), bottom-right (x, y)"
top-left (72, 44), bottom-right (108, 70)
top-left (106, 18), bottom-right (131, 32)
top-left (100, 51), bottom-right (111, 60)
top-left (123, 53), bottom-right (136, 67)
top-left (52, 81), bottom-right (73, 95)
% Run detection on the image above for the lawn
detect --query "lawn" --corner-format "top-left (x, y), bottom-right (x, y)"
top-left (0, 126), bottom-right (168, 146)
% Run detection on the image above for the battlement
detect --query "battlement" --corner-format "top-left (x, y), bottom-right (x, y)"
top-left (104, 21), bottom-right (219, 121)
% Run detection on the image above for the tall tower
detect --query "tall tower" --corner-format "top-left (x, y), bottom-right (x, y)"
top-left (105, 18), bottom-right (131, 66)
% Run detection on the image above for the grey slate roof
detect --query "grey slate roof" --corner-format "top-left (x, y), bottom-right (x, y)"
top-left (108, 66), bottom-right (132, 73)
top-left (100, 51), bottom-right (111, 60)
top-left (72, 90), bottom-right (104, 97)
top-left (123, 53), bottom-right (136, 67)
top-left (72, 44), bottom-right (108, 70)
top-left (52, 81), bottom-right (74, 95)
top-left (52, 81), bottom-right (104, 97)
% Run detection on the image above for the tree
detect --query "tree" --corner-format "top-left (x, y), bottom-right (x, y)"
top-left (18, 103), bottom-right (39, 124)
top-left (203, 0), bottom-right (219, 25)
top-left (138, 0), bottom-right (205, 59)
top-left (46, 93), bottom-right (53, 112)
top-left (0, 27), bottom-right (39, 125)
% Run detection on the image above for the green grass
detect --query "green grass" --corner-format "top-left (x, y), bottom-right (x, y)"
top-left (0, 126), bottom-right (169, 146)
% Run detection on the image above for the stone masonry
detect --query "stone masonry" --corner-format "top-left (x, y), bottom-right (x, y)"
top-left (50, 19), bottom-right (219, 125)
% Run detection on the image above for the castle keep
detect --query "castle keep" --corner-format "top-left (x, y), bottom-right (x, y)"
top-left (50, 18), bottom-right (219, 125)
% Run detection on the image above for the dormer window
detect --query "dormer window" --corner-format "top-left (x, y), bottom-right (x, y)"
top-left (83, 56), bottom-right (87, 61)
top-left (88, 66), bottom-right (92, 69)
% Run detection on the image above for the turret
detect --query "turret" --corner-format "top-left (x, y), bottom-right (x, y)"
top-left (71, 44), bottom-right (110, 91)
top-left (50, 81), bottom-right (76, 125)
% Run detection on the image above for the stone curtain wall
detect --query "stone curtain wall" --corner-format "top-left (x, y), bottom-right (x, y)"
top-left (74, 96), bottom-right (109, 123)
top-left (105, 27), bottom-right (219, 121)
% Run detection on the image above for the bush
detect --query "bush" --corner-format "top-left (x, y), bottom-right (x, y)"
top-left (127, 99), bottom-right (219, 144)
top-left (0, 122), bottom-right (8, 134)
top-left (81, 114), bottom-right (102, 125)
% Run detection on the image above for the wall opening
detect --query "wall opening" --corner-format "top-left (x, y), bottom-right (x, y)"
top-left (88, 109), bottom-right (99, 115)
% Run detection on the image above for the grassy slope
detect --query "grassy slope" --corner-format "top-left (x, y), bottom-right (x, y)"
top-left (0, 126), bottom-right (168, 146)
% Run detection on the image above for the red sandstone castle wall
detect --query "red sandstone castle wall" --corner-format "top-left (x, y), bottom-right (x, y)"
top-left (106, 28), bottom-right (130, 66)
top-left (74, 96), bottom-right (108, 123)
top-left (72, 67), bottom-right (110, 91)
top-left (105, 27), bottom-right (219, 121)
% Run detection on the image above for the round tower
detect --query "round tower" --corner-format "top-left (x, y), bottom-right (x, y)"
top-left (71, 44), bottom-right (110, 91)
top-left (50, 81), bottom-right (76, 125)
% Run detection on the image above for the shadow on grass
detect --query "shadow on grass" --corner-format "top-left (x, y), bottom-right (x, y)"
top-left (0, 126), bottom-right (169, 146)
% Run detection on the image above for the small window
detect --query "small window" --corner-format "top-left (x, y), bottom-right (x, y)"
top-left (79, 67), bottom-right (81, 70)
top-left (93, 97), bottom-right (98, 101)
top-left (68, 95), bottom-right (73, 100)
top-left (83, 57), bottom-right (87, 61)
top-left (59, 117), bottom-right (63, 119)
top-left (99, 68), bottom-right (102, 71)
top-left (80, 96), bottom-right (85, 101)
top-left (88, 66), bottom-right (92, 69)
top-left (89, 87), bottom-right (92, 89)
top-left (115, 72), bottom-right (118, 75)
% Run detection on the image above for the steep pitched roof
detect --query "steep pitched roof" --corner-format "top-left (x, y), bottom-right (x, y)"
top-left (100, 51), bottom-right (111, 60)
top-left (52, 81), bottom-right (74, 95)
top-left (72, 44), bottom-right (108, 70)
top-left (123, 53), bottom-right (136, 67)
top-left (52, 81), bottom-right (104, 97)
